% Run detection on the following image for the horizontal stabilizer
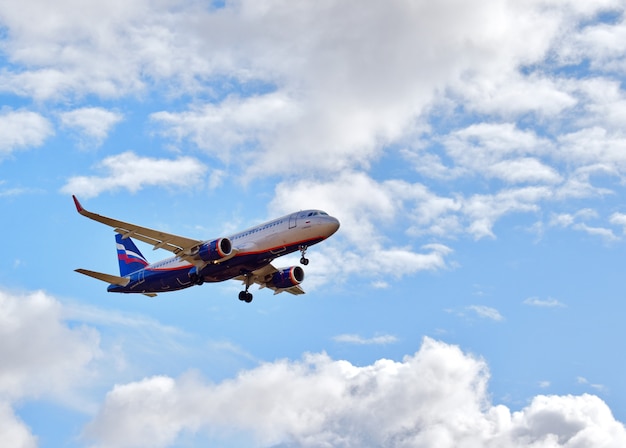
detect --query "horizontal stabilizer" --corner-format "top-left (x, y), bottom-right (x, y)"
top-left (75, 268), bottom-right (130, 286)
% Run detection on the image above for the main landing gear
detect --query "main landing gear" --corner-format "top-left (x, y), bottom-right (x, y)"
top-left (190, 272), bottom-right (204, 285)
top-left (239, 273), bottom-right (253, 303)
top-left (299, 245), bottom-right (309, 265)
top-left (238, 290), bottom-right (253, 303)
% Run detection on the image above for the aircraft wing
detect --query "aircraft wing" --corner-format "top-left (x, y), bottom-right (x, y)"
top-left (72, 195), bottom-right (202, 256)
top-left (235, 264), bottom-right (306, 296)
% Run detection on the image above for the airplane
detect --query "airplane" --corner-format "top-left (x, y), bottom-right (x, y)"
top-left (72, 196), bottom-right (340, 302)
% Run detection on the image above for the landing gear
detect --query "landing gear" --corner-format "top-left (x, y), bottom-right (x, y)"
top-left (299, 245), bottom-right (309, 265)
top-left (190, 272), bottom-right (204, 285)
top-left (238, 290), bottom-right (253, 303)
top-left (239, 272), bottom-right (253, 303)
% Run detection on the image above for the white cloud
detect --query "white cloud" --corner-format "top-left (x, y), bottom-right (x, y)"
top-left (524, 297), bottom-right (566, 308)
top-left (270, 172), bottom-right (454, 280)
top-left (442, 123), bottom-right (553, 169)
top-left (0, 288), bottom-right (103, 444)
top-left (84, 337), bottom-right (626, 448)
top-left (463, 187), bottom-right (549, 240)
top-left (467, 305), bottom-right (504, 321)
top-left (150, 93), bottom-right (300, 164)
top-left (0, 289), bottom-right (101, 402)
top-left (2, 0), bottom-right (615, 180)
top-left (547, 209), bottom-right (619, 241)
top-left (1, 0), bottom-right (625, 245)
top-left (549, 209), bottom-right (598, 228)
top-left (560, 9), bottom-right (626, 72)
top-left (455, 73), bottom-right (578, 119)
top-left (488, 158), bottom-right (562, 185)
top-left (572, 223), bottom-right (618, 241)
top-left (609, 212), bottom-right (626, 234)
top-left (59, 107), bottom-right (123, 148)
top-left (333, 333), bottom-right (398, 345)
top-left (0, 401), bottom-right (37, 448)
top-left (577, 376), bottom-right (607, 393)
top-left (0, 109), bottom-right (53, 158)
top-left (60, 151), bottom-right (207, 198)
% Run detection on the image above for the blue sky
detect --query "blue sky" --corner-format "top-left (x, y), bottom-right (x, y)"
top-left (1, 0), bottom-right (626, 446)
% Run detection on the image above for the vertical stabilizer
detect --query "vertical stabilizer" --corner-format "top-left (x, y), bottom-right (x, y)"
top-left (115, 233), bottom-right (149, 276)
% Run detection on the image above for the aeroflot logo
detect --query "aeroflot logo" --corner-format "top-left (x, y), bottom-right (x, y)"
top-left (116, 244), bottom-right (148, 265)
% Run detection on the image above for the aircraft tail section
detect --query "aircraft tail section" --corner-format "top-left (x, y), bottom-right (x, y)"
top-left (115, 233), bottom-right (149, 276)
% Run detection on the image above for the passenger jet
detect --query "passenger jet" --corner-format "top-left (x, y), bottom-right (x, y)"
top-left (72, 196), bottom-right (340, 302)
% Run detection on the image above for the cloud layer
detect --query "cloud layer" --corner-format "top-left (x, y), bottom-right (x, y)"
top-left (84, 337), bottom-right (626, 448)
top-left (0, 288), bottom-right (622, 447)
top-left (3, 0), bottom-right (626, 252)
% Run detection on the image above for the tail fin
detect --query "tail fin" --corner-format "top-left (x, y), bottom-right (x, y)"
top-left (115, 233), bottom-right (149, 276)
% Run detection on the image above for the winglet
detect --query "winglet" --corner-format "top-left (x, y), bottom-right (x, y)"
top-left (72, 195), bottom-right (85, 214)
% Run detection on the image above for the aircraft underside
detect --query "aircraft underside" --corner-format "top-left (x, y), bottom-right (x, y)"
top-left (107, 238), bottom-right (323, 300)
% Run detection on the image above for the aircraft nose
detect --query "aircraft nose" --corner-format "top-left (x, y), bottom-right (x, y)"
top-left (326, 216), bottom-right (340, 236)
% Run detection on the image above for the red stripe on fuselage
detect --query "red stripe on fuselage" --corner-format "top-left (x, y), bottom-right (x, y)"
top-left (141, 236), bottom-right (325, 273)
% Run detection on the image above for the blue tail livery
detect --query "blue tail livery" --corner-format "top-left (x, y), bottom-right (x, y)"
top-left (116, 233), bottom-right (149, 276)
top-left (72, 195), bottom-right (340, 302)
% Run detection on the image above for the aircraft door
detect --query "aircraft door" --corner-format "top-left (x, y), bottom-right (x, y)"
top-left (289, 212), bottom-right (298, 229)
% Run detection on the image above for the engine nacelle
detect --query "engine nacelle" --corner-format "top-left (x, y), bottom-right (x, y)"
top-left (271, 266), bottom-right (305, 289)
top-left (198, 238), bottom-right (232, 262)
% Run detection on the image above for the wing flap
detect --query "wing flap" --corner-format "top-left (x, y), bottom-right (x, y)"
top-left (273, 284), bottom-right (305, 295)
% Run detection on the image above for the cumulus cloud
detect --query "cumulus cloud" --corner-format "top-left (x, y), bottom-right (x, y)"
top-left (150, 92), bottom-right (300, 163)
top-left (270, 172), bottom-right (454, 281)
top-left (84, 337), bottom-right (626, 448)
top-left (0, 401), bottom-right (36, 448)
top-left (0, 289), bottom-right (102, 444)
top-left (61, 151), bottom-right (207, 198)
top-left (1, 0), bottom-right (625, 240)
top-left (0, 289), bottom-right (101, 401)
top-left (0, 109), bottom-right (53, 158)
top-left (59, 107), bottom-right (123, 148)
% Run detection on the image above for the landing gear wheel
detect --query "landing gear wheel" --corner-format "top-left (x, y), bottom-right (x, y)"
top-left (239, 272), bottom-right (254, 303)
top-left (190, 273), bottom-right (204, 285)
top-left (299, 245), bottom-right (309, 265)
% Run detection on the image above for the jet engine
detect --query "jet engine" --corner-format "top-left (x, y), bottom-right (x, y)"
top-left (197, 238), bottom-right (233, 262)
top-left (270, 266), bottom-right (305, 289)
